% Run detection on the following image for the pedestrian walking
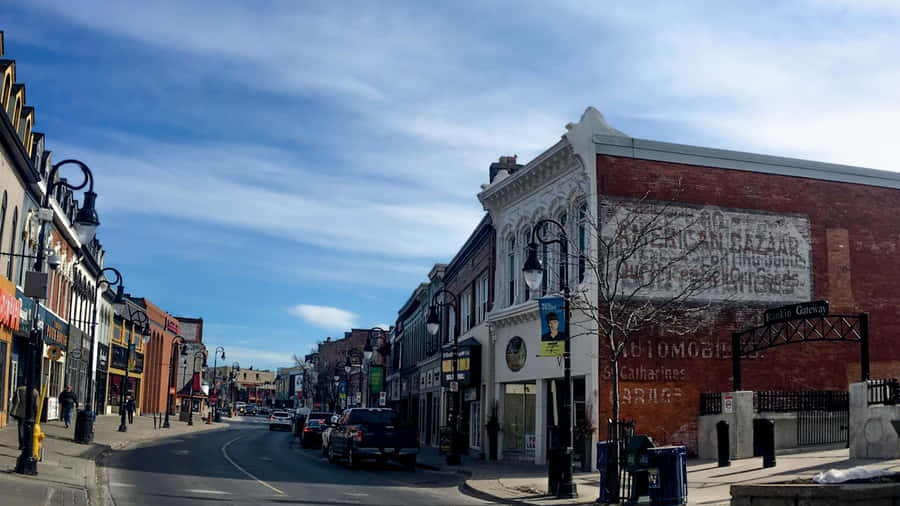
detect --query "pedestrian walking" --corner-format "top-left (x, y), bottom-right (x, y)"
top-left (126, 396), bottom-right (135, 424)
top-left (58, 385), bottom-right (78, 428)
top-left (11, 385), bottom-right (39, 449)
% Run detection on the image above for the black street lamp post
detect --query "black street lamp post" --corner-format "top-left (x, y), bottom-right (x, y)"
top-left (212, 346), bottom-right (225, 422)
top-left (73, 267), bottom-right (125, 443)
top-left (16, 159), bottom-right (100, 475)
top-left (523, 219), bottom-right (577, 498)
top-left (343, 357), bottom-right (352, 408)
top-left (119, 307), bottom-right (150, 433)
top-left (162, 335), bottom-right (185, 428)
top-left (229, 362), bottom-right (239, 411)
top-left (426, 289), bottom-right (462, 466)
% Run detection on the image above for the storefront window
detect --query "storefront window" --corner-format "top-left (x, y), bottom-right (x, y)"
top-left (503, 383), bottom-right (536, 455)
top-left (469, 400), bottom-right (481, 449)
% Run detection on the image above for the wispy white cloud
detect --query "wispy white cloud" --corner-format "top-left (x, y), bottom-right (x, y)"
top-left (288, 304), bottom-right (358, 331)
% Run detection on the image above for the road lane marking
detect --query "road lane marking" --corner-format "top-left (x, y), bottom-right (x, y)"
top-left (221, 435), bottom-right (285, 496)
top-left (184, 489), bottom-right (231, 495)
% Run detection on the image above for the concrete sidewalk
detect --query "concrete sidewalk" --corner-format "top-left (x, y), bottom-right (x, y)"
top-left (0, 413), bottom-right (226, 505)
top-left (419, 446), bottom-right (900, 505)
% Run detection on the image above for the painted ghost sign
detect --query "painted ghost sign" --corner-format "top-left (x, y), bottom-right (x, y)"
top-left (601, 201), bottom-right (812, 303)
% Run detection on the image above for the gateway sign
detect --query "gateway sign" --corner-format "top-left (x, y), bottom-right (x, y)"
top-left (602, 202), bottom-right (812, 303)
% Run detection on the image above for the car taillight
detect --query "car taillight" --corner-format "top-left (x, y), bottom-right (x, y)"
top-left (355, 430), bottom-right (363, 442)
top-left (303, 428), bottom-right (310, 432)
top-left (270, 416), bottom-right (274, 420)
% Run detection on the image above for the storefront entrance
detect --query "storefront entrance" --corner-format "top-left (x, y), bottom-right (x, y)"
top-left (503, 383), bottom-right (536, 456)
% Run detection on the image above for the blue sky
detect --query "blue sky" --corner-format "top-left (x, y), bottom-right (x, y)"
top-left (3, 1), bottom-right (899, 371)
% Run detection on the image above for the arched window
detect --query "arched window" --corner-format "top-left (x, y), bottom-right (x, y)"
top-left (0, 191), bottom-right (7, 259)
top-left (521, 229), bottom-right (531, 302)
top-left (1, 73), bottom-right (11, 110)
top-left (578, 204), bottom-right (587, 283)
top-left (558, 212), bottom-right (568, 291)
top-left (7, 207), bottom-right (16, 281)
top-left (12, 95), bottom-right (21, 131)
top-left (506, 235), bottom-right (516, 306)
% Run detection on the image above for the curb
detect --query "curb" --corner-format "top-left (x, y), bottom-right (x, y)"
top-left (457, 476), bottom-right (531, 506)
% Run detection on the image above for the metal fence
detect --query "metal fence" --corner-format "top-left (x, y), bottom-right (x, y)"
top-left (867, 378), bottom-right (900, 405)
top-left (699, 392), bottom-right (722, 415)
top-left (603, 419), bottom-right (635, 503)
top-left (755, 390), bottom-right (848, 413)
top-left (754, 391), bottom-right (849, 447)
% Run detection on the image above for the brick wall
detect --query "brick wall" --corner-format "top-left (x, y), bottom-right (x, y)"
top-left (596, 154), bottom-right (900, 452)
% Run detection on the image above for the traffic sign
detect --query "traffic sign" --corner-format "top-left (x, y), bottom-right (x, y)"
top-left (379, 392), bottom-right (387, 406)
top-left (169, 386), bottom-right (176, 395)
top-left (450, 381), bottom-right (458, 392)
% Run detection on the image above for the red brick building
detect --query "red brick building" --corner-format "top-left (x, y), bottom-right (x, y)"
top-left (138, 298), bottom-right (180, 414)
top-left (584, 109), bottom-right (900, 451)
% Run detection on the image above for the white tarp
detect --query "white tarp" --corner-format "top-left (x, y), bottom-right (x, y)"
top-left (813, 466), bottom-right (894, 484)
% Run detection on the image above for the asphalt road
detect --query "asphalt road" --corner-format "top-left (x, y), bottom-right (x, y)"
top-left (104, 415), bottom-right (492, 505)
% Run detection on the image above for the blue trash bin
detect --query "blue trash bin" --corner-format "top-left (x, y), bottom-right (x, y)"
top-left (646, 445), bottom-right (687, 505)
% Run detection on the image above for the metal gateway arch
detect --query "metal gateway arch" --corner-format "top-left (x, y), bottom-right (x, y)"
top-left (731, 301), bottom-right (870, 391)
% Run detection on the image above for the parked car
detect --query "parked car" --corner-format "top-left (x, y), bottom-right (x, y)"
top-left (244, 405), bottom-right (257, 416)
top-left (269, 410), bottom-right (292, 431)
top-left (292, 408), bottom-right (310, 436)
top-left (320, 413), bottom-right (342, 456)
top-left (258, 406), bottom-right (271, 416)
top-left (300, 411), bottom-right (331, 437)
top-left (328, 408), bottom-right (418, 470)
top-left (300, 418), bottom-right (328, 448)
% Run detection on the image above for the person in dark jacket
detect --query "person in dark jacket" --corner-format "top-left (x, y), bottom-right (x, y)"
top-left (11, 385), bottom-right (39, 449)
top-left (126, 396), bottom-right (136, 424)
top-left (59, 385), bottom-right (78, 428)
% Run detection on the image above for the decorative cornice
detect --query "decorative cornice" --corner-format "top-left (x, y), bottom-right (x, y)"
top-left (478, 142), bottom-right (580, 212)
top-left (486, 299), bottom-right (539, 329)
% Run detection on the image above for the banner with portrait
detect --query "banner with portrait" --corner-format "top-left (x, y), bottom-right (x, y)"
top-left (538, 296), bottom-right (566, 357)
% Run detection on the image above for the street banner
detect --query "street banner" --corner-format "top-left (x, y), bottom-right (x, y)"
top-left (370, 365), bottom-right (384, 393)
top-left (538, 296), bottom-right (566, 357)
top-left (193, 372), bottom-right (201, 391)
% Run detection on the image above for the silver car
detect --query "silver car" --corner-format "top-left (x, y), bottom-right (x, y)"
top-left (269, 410), bottom-right (292, 431)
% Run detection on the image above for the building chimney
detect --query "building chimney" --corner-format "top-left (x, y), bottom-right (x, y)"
top-left (489, 155), bottom-right (521, 183)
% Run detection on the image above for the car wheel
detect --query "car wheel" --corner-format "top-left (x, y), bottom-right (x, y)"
top-left (328, 445), bottom-right (338, 464)
top-left (348, 448), bottom-right (360, 470)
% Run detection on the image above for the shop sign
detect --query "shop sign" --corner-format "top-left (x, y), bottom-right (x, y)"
top-left (764, 300), bottom-right (828, 325)
top-left (16, 288), bottom-right (33, 331)
top-left (111, 345), bottom-right (128, 370)
top-left (442, 339), bottom-right (481, 387)
top-left (165, 316), bottom-right (179, 334)
top-left (369, 365), bottom-right (384, 393)
top-left (0, 288), bottom-right (21, 331)
top-left (505, 336), bottom-right (527, 372)
top-left (98, 343), bottom-right (109, 369)
top-left (41, 309), bottom-right (69, 348)
top-left (525, 434), bottom-right (536, 451)
top-left (538, 296), bottom-right (565, 357)
top-left (130, 352), bottom-right (144, 373)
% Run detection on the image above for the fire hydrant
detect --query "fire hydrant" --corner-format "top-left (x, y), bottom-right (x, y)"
top-left (32, 385), bottom-right (48, 460)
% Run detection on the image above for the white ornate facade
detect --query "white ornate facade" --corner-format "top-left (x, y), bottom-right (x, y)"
top-left (477, 108), bottom-right (623, 467)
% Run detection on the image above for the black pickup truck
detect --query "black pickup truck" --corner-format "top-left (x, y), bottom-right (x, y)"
top-left (327, 408), bottom-right (418, 470)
